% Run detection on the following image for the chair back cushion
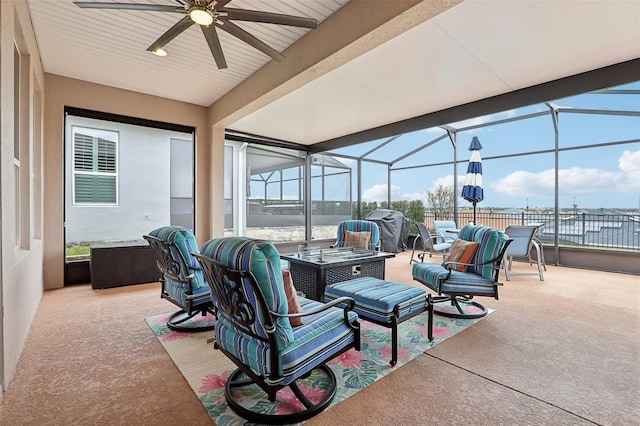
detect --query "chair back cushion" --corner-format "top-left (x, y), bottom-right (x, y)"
top-left (336, 220), bottom-right (380, 250)
top-left (434, 220), bottom-right (458, 237)
top-left (199, 237), bottom-right (294, 348)
top-left (457, 225), bottom-right (510, 280)
top-left (147, 226), bottom-right (207, 294)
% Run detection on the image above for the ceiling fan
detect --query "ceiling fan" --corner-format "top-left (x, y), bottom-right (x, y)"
top-left (74, 0), bottom-right (318, 69)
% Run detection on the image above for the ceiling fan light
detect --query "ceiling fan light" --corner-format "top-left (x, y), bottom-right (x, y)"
top-left (151, 48), bottom-right (168, 57)
top-left (189, 6), bottom-right (214, 26)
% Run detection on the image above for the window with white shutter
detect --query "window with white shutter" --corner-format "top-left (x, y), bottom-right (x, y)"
top-left (72, 128), bottom-right (118, 204)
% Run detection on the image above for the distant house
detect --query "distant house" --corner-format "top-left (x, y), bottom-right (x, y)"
top-left (541, 213), bottom-right (640, 249)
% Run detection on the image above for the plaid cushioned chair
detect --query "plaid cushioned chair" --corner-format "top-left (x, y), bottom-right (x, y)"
top-left (143, 226), bottom-right (215, 332)
top-left (334, 219), bottom-right (381, 250)
top-left (194, 237), bottom-right (360, 424)
top-left (412, 224), bottom-right (512, 320)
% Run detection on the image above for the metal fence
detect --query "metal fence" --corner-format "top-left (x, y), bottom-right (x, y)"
top-left (427, 212), bottom-right (640, 252)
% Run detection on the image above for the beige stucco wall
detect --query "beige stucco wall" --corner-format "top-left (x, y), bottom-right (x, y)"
top-left (43, 74), bottom-right (223, 290)
top-left (1, 0), bottom-right (46, 391)
top-left (1, 0), bottom-right (226, 394)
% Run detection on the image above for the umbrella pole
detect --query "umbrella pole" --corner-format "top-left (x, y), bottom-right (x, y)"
top-left (473, 202), bottom-right (477, 224)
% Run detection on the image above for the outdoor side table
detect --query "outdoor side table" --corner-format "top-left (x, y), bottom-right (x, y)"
top-left (90, 242), bottom-right (158, 289)
top-left (324, 277), bottom-right (432, 366)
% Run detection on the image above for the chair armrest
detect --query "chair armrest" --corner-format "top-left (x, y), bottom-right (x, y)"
top-left (434, 233), bottom-right (455, 243)
top-left (442, 260), bottom-right (475, 269)
top-left (443, 256), bottom-right (502, 269)
top-left (443, 251), bottom-right (506, 269)
top-left (430, 236), bottom-right (453, 244)
top-left (271, 296), bottom-right (357, 324)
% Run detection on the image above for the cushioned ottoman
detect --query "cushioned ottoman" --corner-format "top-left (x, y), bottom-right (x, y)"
top-left (324, 277), bottom-right (432, 366)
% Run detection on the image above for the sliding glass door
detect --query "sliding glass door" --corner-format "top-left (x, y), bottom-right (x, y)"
top-left (64, 111), bottom-right (194, 283)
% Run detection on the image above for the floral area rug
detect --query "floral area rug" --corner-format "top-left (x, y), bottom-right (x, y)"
top-left (146, 305), bottom-right (491, 425)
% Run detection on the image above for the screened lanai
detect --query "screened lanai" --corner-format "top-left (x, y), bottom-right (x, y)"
top-left (224, 142), bottom-right (353, 241)
top-left (224, 81), bottom-right (640, 270)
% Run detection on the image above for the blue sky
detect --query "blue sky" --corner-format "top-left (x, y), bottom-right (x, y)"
top-left (326, 82), bottom-right (640, 211)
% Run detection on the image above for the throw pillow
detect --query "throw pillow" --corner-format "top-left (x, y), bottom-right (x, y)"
top-left (282, 269), bottom-right (303, 326)
top-left (343, 230), bottom-right (371, 249)
top-left (443, 239), bottom-right (479, 272)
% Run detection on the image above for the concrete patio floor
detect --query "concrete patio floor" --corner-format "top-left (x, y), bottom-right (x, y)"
top-left (0, 249), bottom-right (637, 425)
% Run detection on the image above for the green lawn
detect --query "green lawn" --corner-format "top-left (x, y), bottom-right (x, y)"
top-left (66, 245), bottom-right (90, 257)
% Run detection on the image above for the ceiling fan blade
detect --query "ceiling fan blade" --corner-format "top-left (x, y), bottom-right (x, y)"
top-left (201, 25), bottom-right (227, 69)
top-left (74, 2), bottom-right (183, 13)
top-left (217, 19), bottom-right (285, 62)
top-left (146, 16), bottom-right (194, 52)
top-left (223, 8), bottom-right (318, 28)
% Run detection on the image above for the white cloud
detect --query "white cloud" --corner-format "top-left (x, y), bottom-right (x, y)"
top-left (619, 150), bottom-right (640, 188)
top-left (432, 175), bottom-right (456, 190)
top-left (389, 176), bottom-right (457, 203)
top-left (362, 184), bottom-right (400, 202)
top-left (401, 192), bottom-right (427, 201)
top-left (362, 184), bottom-right (433, 203)
top-left (428, 174), bottom-right (469, 195)
top-left (362, 176), bottom-right (471, 204)
top-left (490, 150), bottom-right (640, 197)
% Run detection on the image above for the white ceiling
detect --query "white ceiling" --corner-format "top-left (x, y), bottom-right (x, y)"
top-left (28, 0), bottom-right (349, 106)
top-left (28, 0), bottom-right (640, 147)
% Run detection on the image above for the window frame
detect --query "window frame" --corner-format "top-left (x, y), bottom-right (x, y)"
top-left (71, 126), bottom-right (119, 205)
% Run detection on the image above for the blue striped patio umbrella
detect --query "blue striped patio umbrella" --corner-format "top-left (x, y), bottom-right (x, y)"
top-left (461, 136), bottom-right (484, 224)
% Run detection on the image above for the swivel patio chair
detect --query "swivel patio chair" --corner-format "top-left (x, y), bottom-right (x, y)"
top-left (143, 226), bottom-right (215, 332)
top-left (194, 237), bottom-right (360, 424)
top-left (412, 224), bottom-right (512, 321)
top-left (333, 219), bottom-right (381, 251)
top-left (504, 225), bottom-right (545, 281)
top-left (409, 221), bottom-right (453, 264)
